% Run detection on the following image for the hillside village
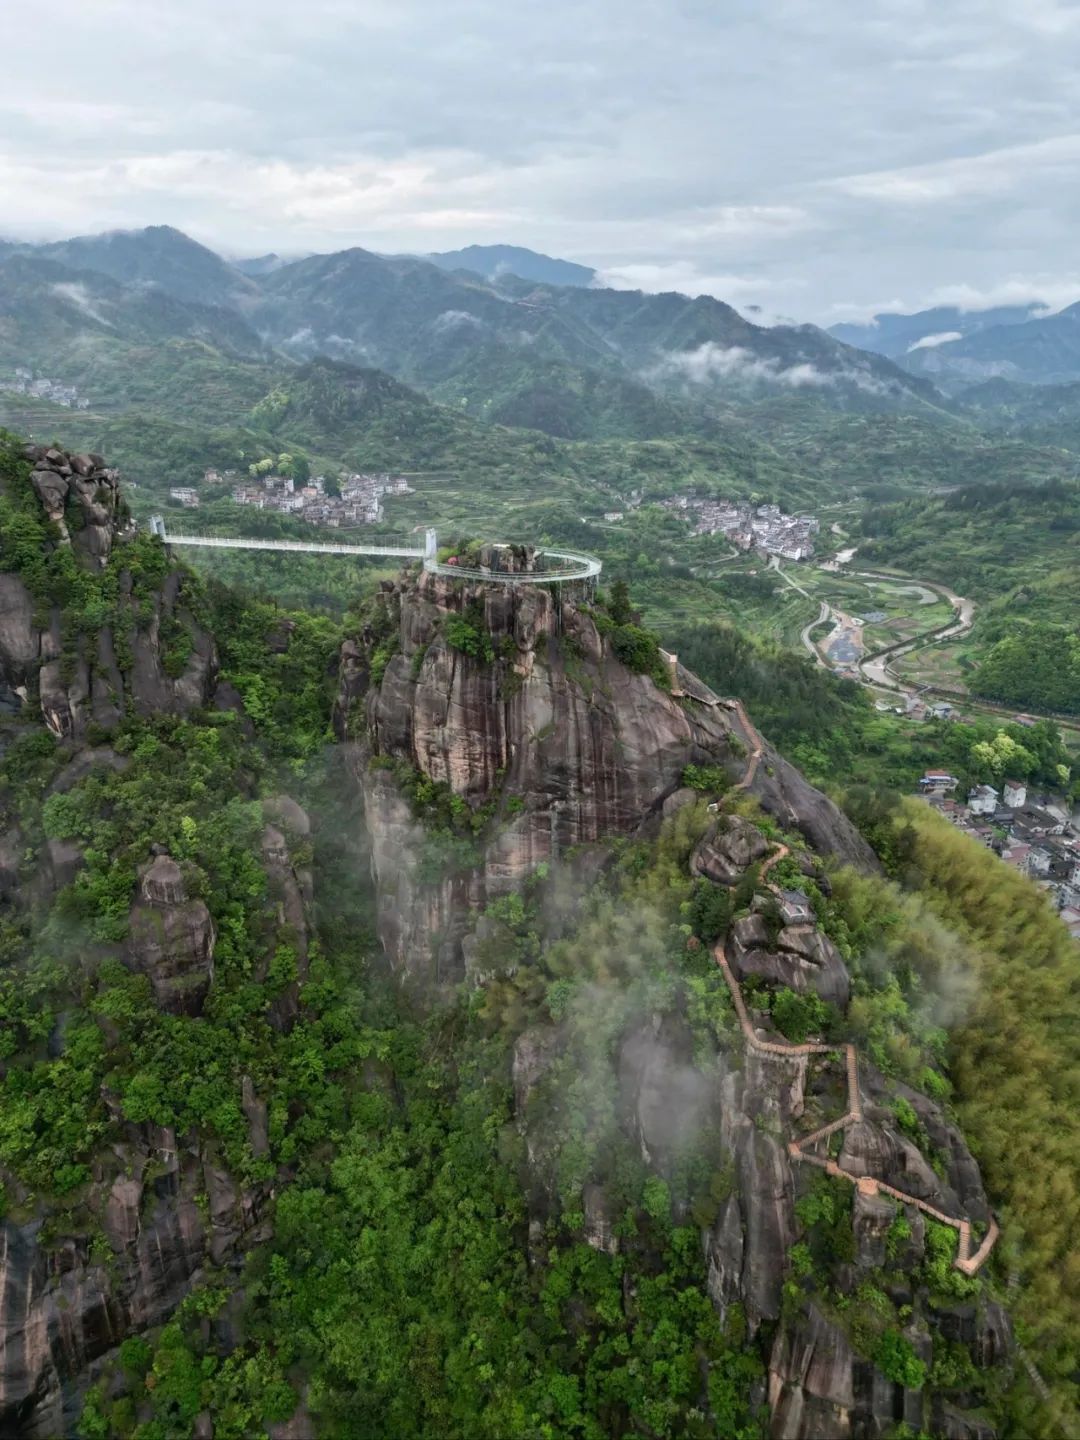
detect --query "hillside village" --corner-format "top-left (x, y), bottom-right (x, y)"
top-left (660, 497), bottom-right (819, 559)
top-left (167, 467), bottom-right (414, 525)
top-left (919, 771), bottom-right (1080, 939)
top-left (3, 368), bottom-right (90, 410)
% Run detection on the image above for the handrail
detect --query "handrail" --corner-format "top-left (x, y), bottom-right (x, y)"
top-left (151, 521), bottom-right (601, 584)
top-left (422, 550), bottom-right (601, 584)
top-left (713, 696), bottom-right (998, 1274)
top-left (160, 533), bottom-right (426, 559)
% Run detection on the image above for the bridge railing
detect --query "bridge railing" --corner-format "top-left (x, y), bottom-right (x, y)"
top-left (422, 548), bottom-right (601, 585)
top-left (150, 520), bottom-right (601, 584)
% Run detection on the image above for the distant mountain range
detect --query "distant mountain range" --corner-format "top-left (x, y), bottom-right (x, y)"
top-left (828, 303), bottom-right (1045, 360)
top-left (424, 243), bottom-right (597, 288)
top-left (24, 225), bottom-right (260, 311)
top-left (0, 225), bottom-right (949, 438)
top-left (11, 227), bottom-right (1080, 404)
top-left (830, 300), bottom-right (1080, 389)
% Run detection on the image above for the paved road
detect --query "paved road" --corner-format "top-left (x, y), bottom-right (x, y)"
top-left (856, 572), bottom-right (975, 693)
top-left (773, 555), bottom-right (977, 703)
top-left (799, 602), bottom-right (831, 668)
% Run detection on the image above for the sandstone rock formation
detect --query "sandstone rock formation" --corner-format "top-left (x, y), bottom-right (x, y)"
top-left (730, 911), bottom-right (851, 1008)
top-left (0, 1126), bottom-right (266, 1438)
top-left (500, 796), bottom-right (1006, 1438)
top-left (23, 445), bottom-right (126, 569)
top-left (0, 800), bottom-right (312, 1434)
top-left (337, 571), bottom-right (875, 989)
top-left (127, 854), bottom-right (216, 1015)
top-left (692, 813), bottom-right (772, 885)
top-left (0, 446), bottom-right (217, 740)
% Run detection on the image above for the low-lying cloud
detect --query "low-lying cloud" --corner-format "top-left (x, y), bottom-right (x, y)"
top-left (51, 281), bottom-right (113, 327)
top-left (907, 330), bottom-right (963, 351)
top-left (433, 308), bottom-right (485, 333)
top-left (654, 342), bottom-right (833, 389)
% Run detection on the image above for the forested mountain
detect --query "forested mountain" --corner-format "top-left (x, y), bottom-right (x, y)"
top-left (253, 243), bottom-right (945, 418)
top-left (830, 303), bottom-right (1044, 359)
top-left (423, 242), bottom-right (597, 287)
top-left (29, 225), bottom-right (258, 310)
top-left (2, 434), bottom-right (1075, 1437)
top-left (0, 253), bottom-right (268, 366)
top-left (2, 227), bottom-right (947, 438)
top-left (904, 301), bottom-right (1080, 387)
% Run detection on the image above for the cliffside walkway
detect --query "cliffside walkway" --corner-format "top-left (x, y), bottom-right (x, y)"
top-left (150, 519), bottom-right (601, 585)
top-left (710, 697), bottom-right (999, 1275)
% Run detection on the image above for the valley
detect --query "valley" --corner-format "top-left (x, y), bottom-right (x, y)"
top-left (2, 227), bottom-right (1076, 740)
top-left (2, 221), bottom-right (1080, 1439)
top-left (10, 0), bottom-right (1080, 1428)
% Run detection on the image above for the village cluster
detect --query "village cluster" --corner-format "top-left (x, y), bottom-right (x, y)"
top-left (168, 468), bottom-right (413, 525)
top-left (659, 498), bottom-right (819, 560)
top-left (5, 368), bottom-right (90, 410)
top-left (919, 771), bottom-right (1080, 940)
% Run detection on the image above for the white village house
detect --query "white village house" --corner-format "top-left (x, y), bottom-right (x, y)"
top-left (968, 785), bottom-right (999, 817)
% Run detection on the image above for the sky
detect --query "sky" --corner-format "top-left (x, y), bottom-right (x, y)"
top-left (6, 0), bottom-right (1080, 322)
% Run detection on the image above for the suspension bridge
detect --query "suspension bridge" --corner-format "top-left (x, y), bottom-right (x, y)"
top-left (149, 518), bottom-right (601, 585)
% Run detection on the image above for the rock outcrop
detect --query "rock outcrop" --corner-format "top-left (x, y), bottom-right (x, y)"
top-left (729, 911), bottom-right (851, 1008)
top-left (127, 854), bottom-right (216, 1016)
top-left (0, 797), bottom-right (312, 1434)
top-left (692, 813), bottom-right (772, 885)
top-left (24, 446), bottom-right (125, 569)
top-left (337, 571), bottom-right (875, 988)
top-left (0, 445), bottom-right (217, 740)
top-left (0, 1126), bottom-right (267, 1439)
top-left (498, 793), bottom-right (1005, 1438)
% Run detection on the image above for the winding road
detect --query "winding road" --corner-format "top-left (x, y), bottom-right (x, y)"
top-left (774, 558), bottom-right (976, 702)
top-left (856, 574), bottom-right (974, 693)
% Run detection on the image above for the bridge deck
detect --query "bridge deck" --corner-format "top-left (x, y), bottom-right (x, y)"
top-left (156, 525), bottom-right (601, 583)
top-left (162, 534), bottom-right (425, 559)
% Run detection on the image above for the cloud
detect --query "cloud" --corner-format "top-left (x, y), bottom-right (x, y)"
top-left (432, 308), bottom-right (485, 332)
top-left (921, 277), bottom-right (1080, 312)
top-left (907, 330), bottom-right (963, 351)
top-left (827, 133), bottom-right (1080, 207)
top-left (651, 343), bottom-right (835, 390)
top-left (595, 262), bottom-right (788, 308)
top-left (6, 0), bottom-right (1080, 320)
top-left (51, 281), bottom-right (113, 327)
top-left (651, 340), bottom-right (908, 397)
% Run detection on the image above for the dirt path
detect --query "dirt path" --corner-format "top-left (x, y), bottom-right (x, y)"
top-left (715, 699), bottom-right (998, 1275)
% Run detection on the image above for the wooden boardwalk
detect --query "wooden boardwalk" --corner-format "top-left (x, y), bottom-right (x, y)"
top-left (711, 697), bottom-right (998, 1274)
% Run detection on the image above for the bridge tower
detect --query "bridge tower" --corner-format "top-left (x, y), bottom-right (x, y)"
top-left (149, 515), bottom-right (166, 538)
top-left (424, 527), bottom-right (438, 564)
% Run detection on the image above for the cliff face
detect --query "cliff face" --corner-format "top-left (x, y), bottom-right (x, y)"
top-left (0, 442), bottom-right (310, 1434)
top-left (0, 444), bottom-right (217, 741)
top-left (0, 436), bottom-right (1012, 1436)
top-left (1, 1122), bottom-right (263, 1438)
top-left (339, 571), bottom-right (1008, 1439)
top-left (336, 570), bottom-right (875, 988)
top-left (513, 808), bottom-right (1011, 1440)
top-left (0, 797), bottom-right (312, 1438)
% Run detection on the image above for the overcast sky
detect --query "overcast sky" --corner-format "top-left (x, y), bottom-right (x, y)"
top-left (6, 0), bottom-right (1080, 321)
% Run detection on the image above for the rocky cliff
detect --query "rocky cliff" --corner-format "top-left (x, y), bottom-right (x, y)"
top-left (0, 437), bottom-right (1015, 1436)
top-left (0, 443), bottom-right (217, 740)
top-left (0, 440), bottom-right (313, 1434)
top-left (338, 568), bottom-right (1011, 1438)
top-left (0, 795), bottom-right (314, 1437)
top-left (513, 806), bottom-right (1011, 1439)
top-left (336, 570), bottom-right (875, 989)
